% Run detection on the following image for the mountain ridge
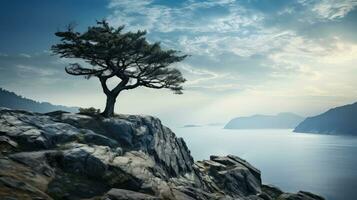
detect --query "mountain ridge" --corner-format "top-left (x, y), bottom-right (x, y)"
top-left (225, 112), bottom-right (304, 129)
top-left (294, 102), bottom-right (357, 135)
top-left (0, 87), bottom-right (78, 113)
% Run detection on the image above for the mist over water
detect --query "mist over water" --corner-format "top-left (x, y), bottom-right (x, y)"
top-left (173, 127), bottom-right (357, 200)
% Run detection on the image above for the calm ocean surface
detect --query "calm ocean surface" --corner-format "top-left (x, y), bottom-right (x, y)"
top-left (172, 127), bottom-right (357, 200)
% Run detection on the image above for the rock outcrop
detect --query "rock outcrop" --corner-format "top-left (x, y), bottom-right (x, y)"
top-left (0, 108), bottom-right (325, 200)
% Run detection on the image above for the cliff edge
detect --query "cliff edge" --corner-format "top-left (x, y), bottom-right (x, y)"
top-left (0, 108), bottom-right (324, 200)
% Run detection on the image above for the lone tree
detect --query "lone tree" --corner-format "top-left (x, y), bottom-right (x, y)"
top-left (52, 20), bottom-right (187, 117)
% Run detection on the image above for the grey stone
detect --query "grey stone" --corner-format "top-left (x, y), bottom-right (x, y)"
top-left (261, 184), bottom-right (283, 199)
top-left (58, 113), bottom-right (196, 177)
top-left (0, 135), bottom-right (18, 148)
top-left (278, 191), bottom-right (325, 200)
top-left (103, 188), bottom-right (161, 200)
top-left (0, 108), bottom-right (326, 200)
top-left (194, 155), bottom-right (262, 198)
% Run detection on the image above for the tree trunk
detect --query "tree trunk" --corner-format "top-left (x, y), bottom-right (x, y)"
top-left (101, 94), bottom-right (117, 117)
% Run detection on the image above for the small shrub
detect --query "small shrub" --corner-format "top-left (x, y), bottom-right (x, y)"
top-left (78, 107), bottom-right (101, 116)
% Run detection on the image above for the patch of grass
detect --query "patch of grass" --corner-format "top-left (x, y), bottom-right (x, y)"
top-left (78, 107), bottom-right (101, 116)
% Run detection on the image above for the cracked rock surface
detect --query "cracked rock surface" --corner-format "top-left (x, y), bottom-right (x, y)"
top-left (0, 108), bottom-right (325, 200)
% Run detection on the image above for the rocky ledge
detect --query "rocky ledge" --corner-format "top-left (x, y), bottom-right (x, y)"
top-left (0, 108), bottom-right (325, 200)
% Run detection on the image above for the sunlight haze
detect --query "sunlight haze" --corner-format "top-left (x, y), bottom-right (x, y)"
top-left (1, 0), bottom-right (356, 126)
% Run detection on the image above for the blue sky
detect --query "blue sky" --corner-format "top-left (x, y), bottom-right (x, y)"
top-left (1, 0), bottom-right (357, 126)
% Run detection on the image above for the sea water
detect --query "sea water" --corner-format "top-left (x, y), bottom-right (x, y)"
top-left (173, 127), bottom-right (357, 200)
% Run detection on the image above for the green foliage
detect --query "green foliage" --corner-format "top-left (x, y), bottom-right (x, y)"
top-left (51, 20), bottom-right (187, 95)
top-left (78, 107), bottom-right (101, 116)
top-left (52, 20), bottom-right (188, 117)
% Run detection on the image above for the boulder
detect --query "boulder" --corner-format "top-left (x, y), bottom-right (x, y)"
top-left (278, 191), bottom-right (325, 200)
top-left (261, 185), bottom-right (284, 199)
top-left (54, 113), bottom-right (195, 178)
top-left (0, 157), bottom-right (53, 200)
top-left (194, 155), bottom-right (262, 198)
top-left (101, 188), bottom-right (161, 200)
top-left (0, 135), bottom-right (18, 153)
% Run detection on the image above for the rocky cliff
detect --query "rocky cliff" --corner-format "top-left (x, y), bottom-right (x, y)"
top-left (0, 108), bottom-right (324, 200)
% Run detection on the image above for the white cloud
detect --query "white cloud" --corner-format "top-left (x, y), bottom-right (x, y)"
top-left (106, 0), bottom-right (357, 103)
top-left (299, 0), bottom-right (357, 20)
top-left (108, 0), bottom-right (170, 31)
top-left (313, 0), bottom-right (357, 20)
top-left (268, 35), bottom-right (357, 75)
top-left (178, 64), bottom-right (240, 91)
top-left (177, 29), bottom-right (296, 58)
top-left (15, 64), bottom-right (58, 78)
top-left (185, 0), bottom-right (236, 9)
top-left (4, 0), bottom-right (357, 125)
top-left (107, 0), bottom-right (263, 33)
top-left (19, 53), bottom-right (31, 58)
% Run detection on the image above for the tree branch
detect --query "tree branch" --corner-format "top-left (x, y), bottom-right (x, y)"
top-left (99, 77), bottom-right (110, 95)
top-left (111, 77), bottom-right (129, 94)
top-left (65, 63), bottom-right (108, 76)
top-left (122, 79), bottom-right (141, 90)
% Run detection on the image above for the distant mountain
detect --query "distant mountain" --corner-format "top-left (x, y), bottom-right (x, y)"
top-left (224, 113), bottom-right (304, 129)
top-left (0, 88), bottom-right (78, 113)
top-left (182, 124), bottom-right (202, 128)
top-left (182, 123), bottom-right (224, 128)
top-left (294, 102), bottom-right (357, 135)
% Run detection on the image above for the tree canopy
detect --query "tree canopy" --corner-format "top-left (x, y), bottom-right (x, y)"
top-left (52, 20), bottom-right (187, 117)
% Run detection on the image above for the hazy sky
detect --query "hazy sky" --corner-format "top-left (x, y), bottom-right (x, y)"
top-left (0, 0), bottom-right (357, 127)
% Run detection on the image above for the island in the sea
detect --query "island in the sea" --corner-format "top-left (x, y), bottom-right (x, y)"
top-left (294, 102), bottom-right (357, 135)
top-left (182, 124), bottom-right (202, 128)
top-left (224, 112), bottom-right (304, 129)
top-left (182, 123), bottom-right (224, 128)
